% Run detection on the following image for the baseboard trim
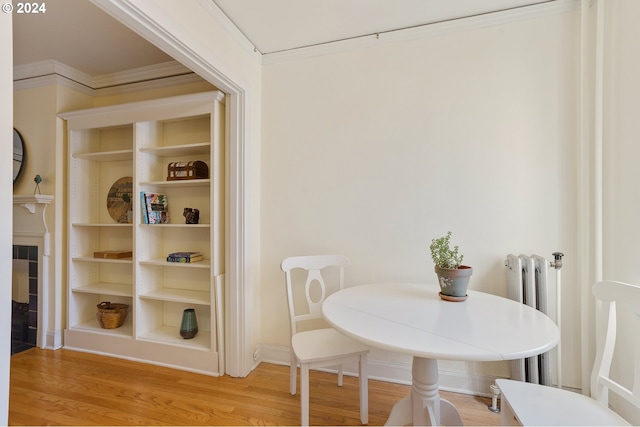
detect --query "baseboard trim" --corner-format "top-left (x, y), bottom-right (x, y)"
top-left (259, 344), bottom-right (499, 397)
top-left (45, 329), bottom-right (63, 350)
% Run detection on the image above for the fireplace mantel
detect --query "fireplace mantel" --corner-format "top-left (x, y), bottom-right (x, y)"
top-left (13, 195), bottom-right (53, 235)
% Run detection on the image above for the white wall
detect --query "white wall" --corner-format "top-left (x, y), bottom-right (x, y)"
top-left (603, 3), bottom-right (640, 280)
top-left (1, 7), bottom-right (13, 423)
top-left (603, 1), bottom-right (640, 424)
top-left (260, 7), bottom-right (581, 390)
top-left (15, 84), bottom-right (59, 348)
top-left (13, 84), bottom-right (80, 349)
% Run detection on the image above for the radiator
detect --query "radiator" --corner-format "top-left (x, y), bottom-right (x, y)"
top-left (505, 254), bottom-right (554, 385)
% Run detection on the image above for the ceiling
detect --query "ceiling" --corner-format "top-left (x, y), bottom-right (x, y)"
top-left (13, 0), bottom-right (551, 78)
top-left (213, 0), bottom-right (551, 54)
top-left (12, 0), bottom-right (174, 76)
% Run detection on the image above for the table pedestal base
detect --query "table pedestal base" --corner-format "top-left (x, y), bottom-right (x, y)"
top-left (385, 357), bottom-right (463, 426)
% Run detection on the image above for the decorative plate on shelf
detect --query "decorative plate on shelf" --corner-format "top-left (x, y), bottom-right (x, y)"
top-left (106, 176), bottom-right (133, 223)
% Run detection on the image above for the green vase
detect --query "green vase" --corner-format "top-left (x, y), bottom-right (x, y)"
top-left (180, 308), bottom-right (198, 339)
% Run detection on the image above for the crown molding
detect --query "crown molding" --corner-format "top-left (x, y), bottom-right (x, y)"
top-left (13, 59), bottom-right (203, 95)
top-left (13, 73), bottom-right (94, 95)
top-left (92, 60), bottom-right (193, 89)
top-left (205, 0), bottom-right (263, 57)
top-left (95, 72), bottom-right (208, 96)
top-left (13, 60), bottom-right (94, 88)
top-left (262, 0), bottom-right (579, 65)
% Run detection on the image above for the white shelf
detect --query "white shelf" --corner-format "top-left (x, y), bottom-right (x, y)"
top-left (72, 223), bottom-right (132, 228)
top-left (72, 256), bottom-right (133, 264)
top-left (139, 223), bottom-right (210, 229)
top-left (71, 320), bottom-right (133, 337)
top-left (139, 258), bottom-right (211, 268)
top-left (139, 325), bottom-right (211, 351)
top-left (62, 90), bottom-right (224, 376)
top-left (139, 142), bottom-right (210, 157)
top-left (73, 149), bottom-right (134, 162)
top-left (72, 282), bottom-right (133, 297)
top-left (139, 179), bottom-right (210, 188)
top-left (139, 288), bottom-right (210, 305)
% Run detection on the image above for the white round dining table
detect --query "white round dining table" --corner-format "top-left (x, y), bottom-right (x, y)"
top-left (322, 282), bottom-right (559, 426)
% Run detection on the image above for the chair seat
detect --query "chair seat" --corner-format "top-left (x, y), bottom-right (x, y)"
top-left (496, 379), bottom-right (631, 426)
top-left (292, 328), bottom-right (369, 363)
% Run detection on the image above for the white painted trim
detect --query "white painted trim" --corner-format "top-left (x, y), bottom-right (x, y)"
top-left (262, 0), bottom-right (580, 64)
top-left (259, 344), bottom-right (499, 398)
top-left (90, 0), bottom-right (252, 377)
top-left (47, 329), bottom-right (63, 350)
top-left (203, 0), bottom-right (261, 55)
top-left (13, 74), bottom-right (94, 95)
top-left (586, 0), bottom-right (606, 397)
top-left (594, 0), bottom-right (605, 285)
top-left (13, 58), bottom-right (196, 90)
top-left (95, 73), bottom-right (207, 97)
top-left (13, 60), bottom-right (93, 88)
top-left (63, 346), bottom-right (224, 377)
top-left (225, 93), bottom-right (252, 377)
top-left (92, 60), bottom-right (192, 88)
top-left (2, 10), bottom-right (12, 423)
top-left (577, 0), bottom-right (604, 397)
top-left (578, 0), bottom-right (592, 397)
top-left (13, 60), bottom-right (204, 96)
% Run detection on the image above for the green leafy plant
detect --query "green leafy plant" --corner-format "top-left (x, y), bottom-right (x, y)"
top-left (429, 231), bottom-right (464, 269)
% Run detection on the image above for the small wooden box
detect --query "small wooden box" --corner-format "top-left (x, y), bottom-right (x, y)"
top-left (93, 250), bottom-right (133, 259)
top-left (167, 161), bottom-right (209, 181)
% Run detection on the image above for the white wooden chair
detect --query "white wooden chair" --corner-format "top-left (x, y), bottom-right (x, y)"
top-left (496, 280), bottom-right (640, 426)
top-left (281, 255), bottom-right (370, 426)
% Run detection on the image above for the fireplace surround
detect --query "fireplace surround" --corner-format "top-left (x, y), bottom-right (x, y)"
top-left (12, 195), bottom-right (53, 350)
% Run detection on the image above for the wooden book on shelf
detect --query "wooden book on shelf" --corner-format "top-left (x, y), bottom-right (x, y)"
top-left (93, 250), bottom-right (133, 259)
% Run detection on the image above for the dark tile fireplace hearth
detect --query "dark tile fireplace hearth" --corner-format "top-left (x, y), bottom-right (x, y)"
top-left (12, 244), bottom-right (37, 355)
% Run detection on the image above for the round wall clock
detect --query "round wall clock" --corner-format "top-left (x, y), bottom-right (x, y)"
top-left (106, 176), bottom-right (133, 223)
top-left (13, 128), bottom-right (25, 185)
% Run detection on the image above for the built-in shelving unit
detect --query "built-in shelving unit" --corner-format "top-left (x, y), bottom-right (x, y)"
top-left (60, 92), bottom-right (225, 376)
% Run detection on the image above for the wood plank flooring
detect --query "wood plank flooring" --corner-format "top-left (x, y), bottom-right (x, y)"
top-left (9, 348), bottom-right (500, 426)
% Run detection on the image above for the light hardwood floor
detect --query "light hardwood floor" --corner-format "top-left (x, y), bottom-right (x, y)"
top-left (9, 348), bottom-right (500, 426)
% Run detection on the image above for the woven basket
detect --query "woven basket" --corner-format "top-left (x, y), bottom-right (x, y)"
top-left (96, 302), bottom-right (129, 329)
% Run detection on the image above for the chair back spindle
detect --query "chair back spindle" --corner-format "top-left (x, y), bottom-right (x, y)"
top-left (591, 281), bottom-right (640, 412)
top-left (304, 269), bottom-right (327, 317)
top-left (497, 280), bottom-right (640, 425)
top-left (282, 255), bottom-right (348, 335)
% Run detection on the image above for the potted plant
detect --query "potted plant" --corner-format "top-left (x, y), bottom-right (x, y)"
top-left (429, 231), bottom-right (472, 301)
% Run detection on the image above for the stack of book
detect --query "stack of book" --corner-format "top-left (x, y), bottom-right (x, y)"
top-left (166, 251), bottom-right (203, 263)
